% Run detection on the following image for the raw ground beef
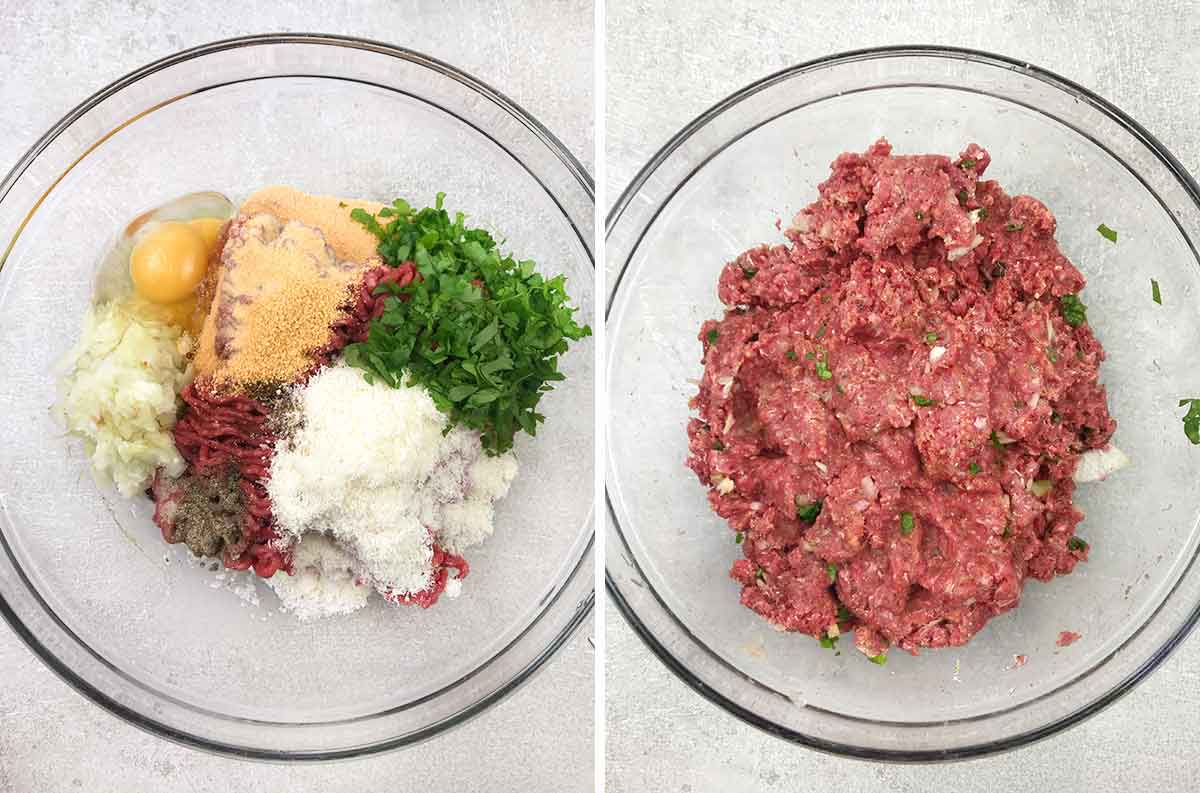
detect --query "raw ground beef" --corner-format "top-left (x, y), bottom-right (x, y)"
top-left (686, 139), bottom-right (1115, 659)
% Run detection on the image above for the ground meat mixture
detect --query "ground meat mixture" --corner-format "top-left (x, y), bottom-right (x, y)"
top-left (686, 139), bottom-right (1116, 659)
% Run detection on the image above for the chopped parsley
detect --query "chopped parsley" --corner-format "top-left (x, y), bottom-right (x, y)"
top-left (991, 260), bottom-right (1007, 278)
top-left (1097, 223), bottom-right (1118, 243)
top-left (755, 567), bottom-right (766, 582)
top-left (989, 430), bottom-right (1004, 451)
top-left (1180, 399), bottom-right (1200, 445)
top-left (956, 189), bottom-right (969, 203)
top-left (914, 210), bottom-right (925, 221)
top-left (1152, 278), bottom-right (1162, 305)
top-left (1002, 519), bottom-right (1013, 539)
top-left (735, 531), bottom-right (744, 544)
top-left (712, 440), bottom-right (725, 451)
top-left (899, 511), bottom-right (915, 536)
top-left (740, 264), bottom-right (758, 278)
top-left (819, 632), bottom-right (839, 650)
top-left (959, 157), bottom-right (977, 169)
top-left (977, 207), bottom-right (989, 220)
top-left (911, 394), bottom-right (936, 407)
top-left (836, 605), bottom-right (853, 622)
top-left (815, 323), bottom-right (827, 340)
top-left (815, 359), bottom-right (833, 381)
top-left (1046, 346), bottom-right (1059, 364)
top-left (804, 351), bottom-right (816, 361)
top-left (967, 462), bottom-right (982, 475)
top-left (825, 563), bottom-right (838, 584)
top-left (706, 328), bottom-right (719, 344)
top-left (924, 331), bottom-right (938, 344)
top-left (786, 349), bottom-right (797, 360)
top-left (1051, 411), bottom-right (1062, 425)
top-left (1060, 294), bottom-right (1088, 327)
top-left (795, 498), bottom-right (822, 523)
top-left (867, 653), bottom-right (888, 666)
top-left (1005, 221), bottom-right (1024, 232)
top-left (1067, 536), bottom-right (1089, 552)
top-left (346, 193), bottom-right (590, 454)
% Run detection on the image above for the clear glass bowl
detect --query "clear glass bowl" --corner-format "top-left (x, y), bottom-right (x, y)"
top-left (0, 35), bottom-right (594, 759)
top-left (606, 46), bottom-right (1200, 760)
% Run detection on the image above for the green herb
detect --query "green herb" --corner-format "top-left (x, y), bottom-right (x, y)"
top-left (1005, 222), bottom-right (1024, 232)
top-left (707, 328), bottom-right (719, 344)
top-left (977, 207), bottom-right (989, 220)
top-left (911, 394), bottom-right (936, 407)
top-left (819, 632), bottom-right (839, 650)
top-left (867, 653), bottom-right (888, 666)
top-left (967, 462), bottom-right (982, 475)
top-left (914, 210), bottom-right (925, 221)
top-left (346, 194), bottom-right (590, 455)
top-left (755, 567), bottom-right (765, 582)
top-left (899, 511), bottom-right (915, 536)
top-left (1097, 223), bottom-right (1118, 243)
top-left (741, 264), bottom-right (758, 278)
top-left (836, 605), bottom-right (853, 622)
top-left (795, 498), bottom-right (822, 523)
top-left (1079, 426), bottom-right (1095, 443)
top-left (815, 360), bottom-right (833, 381)
top-left (1051, 411), bottom-right (1062, 425)
top-left (1060, 294), bottom-right (1088, 327)
top-left (1179, 399), bottom-right (1200, 445)
top-left (785, 349), bottom-right (797, 360)
top-left (712, 440), bottom-right (725, 451)
top-left (1002, 519), bottom-right (1013, 539)
top-left (735, 531), bottom-right (744, 544)
top-left (991, 261), bottom-right (1007, 278)
top-left (956, 189), bottom-right (969, 203)
top-left (825, 563), bottom-right (838, 584)
top-left (989, 430), bottom-right (1004, 450)
top-left (1152, 278), bottom-right (1162, 305)
top-left (1067, 536), bottom-right (1089, 552)
top-left (959, 157), bottom-right (977, 169)
top-left (924, 331), bottom-right (938, 344)
top-left (804, 351), bottom-right (815, 361)
top-left (835, 383), bottom-right (845, 394)
top-left (1046, 346), bottom-right (1059, 364)
top-left (815, 323), bottom-right (827, 340)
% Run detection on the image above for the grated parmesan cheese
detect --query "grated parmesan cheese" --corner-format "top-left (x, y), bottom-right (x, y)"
top-left (266, 365), bottom-right (518, 613)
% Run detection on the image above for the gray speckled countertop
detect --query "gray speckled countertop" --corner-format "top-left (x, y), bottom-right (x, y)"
top-left (0, 3), bottom-right (592, 792)
top-left (606, 1), bottom-right (1200, 790)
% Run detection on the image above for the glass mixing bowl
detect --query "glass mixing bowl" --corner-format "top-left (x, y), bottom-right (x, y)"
top-left (606, 46), bottom-right (1200, 760)
top-left (0, 35), bottom-right (594, 759)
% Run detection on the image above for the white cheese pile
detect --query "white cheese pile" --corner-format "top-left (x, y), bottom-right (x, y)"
top-left (266, 364), bottom-right (518, 620)
top-left (53, 300), bottom-right (193, 496)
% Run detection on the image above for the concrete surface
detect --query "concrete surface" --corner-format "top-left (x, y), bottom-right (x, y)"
top-left (605, 1), bottom-right (1200, 790)
top-left (0, 3), bottom-right (592, 792)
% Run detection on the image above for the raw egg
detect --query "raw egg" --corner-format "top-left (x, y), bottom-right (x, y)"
top-left (130, 220), bottom-right (212, 304)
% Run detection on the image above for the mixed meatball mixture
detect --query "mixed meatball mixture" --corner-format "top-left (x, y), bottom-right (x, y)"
top-left (686, 139), bottom-right (1116, 659)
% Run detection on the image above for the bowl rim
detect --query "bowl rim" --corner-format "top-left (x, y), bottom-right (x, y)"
top-left (0, 32), bottom-right (594, 761)
top-left (604, 43), bottom-right (1200, 762)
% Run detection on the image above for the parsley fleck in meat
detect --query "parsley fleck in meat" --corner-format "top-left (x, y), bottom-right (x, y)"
top-left (795, 498), bottom-right (822, 523)
top-left (1060, 294), bottom-right (1088, 327)
top-left (1151, 278), bottom-right (1162, 305)
top-left (1097, 223), bottom-right (1118, 243)
top-left (899, 511), bottom-right (915, 536)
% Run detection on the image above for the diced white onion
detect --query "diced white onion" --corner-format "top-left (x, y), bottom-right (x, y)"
top-left (929, 345), bottom-right (947, 363)
top-left (1074, 445), bottom-right (1131, 483)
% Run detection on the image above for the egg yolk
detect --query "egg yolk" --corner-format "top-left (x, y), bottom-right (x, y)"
top-left (129, 220), bottom-right (213, 304)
